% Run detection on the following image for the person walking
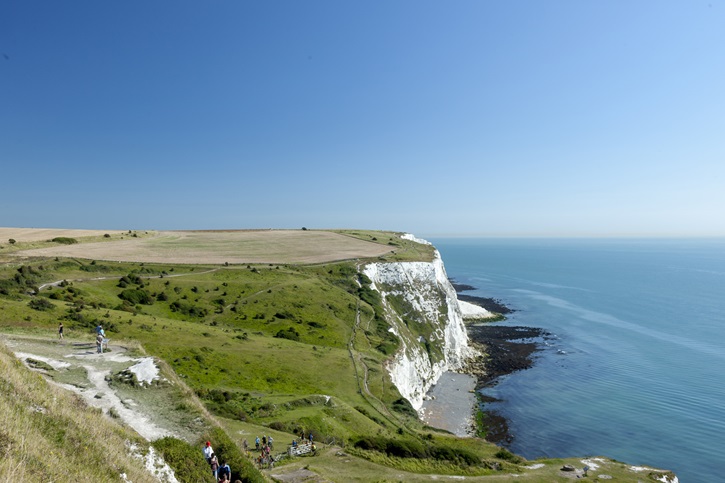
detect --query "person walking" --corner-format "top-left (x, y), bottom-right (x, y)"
top-left (203, 441), bottom-right (214, 462)
top-left (218, 461), bottom-right (231, 481)
top-left (96, 332), bottom-right (104, 354)
top-left (210, 453), bottom-right (219, 479)
top-left (58, 322), bottom-right (64, 340)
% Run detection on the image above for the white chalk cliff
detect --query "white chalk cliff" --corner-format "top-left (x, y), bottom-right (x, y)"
top-left (363, 235), bottom-right (476, 411)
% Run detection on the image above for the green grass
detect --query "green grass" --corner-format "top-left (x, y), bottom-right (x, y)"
top-left (0, 230), bottom-right (677, 482)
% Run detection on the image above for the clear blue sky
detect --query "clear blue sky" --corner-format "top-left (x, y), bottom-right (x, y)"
top-left (2, 1), bottom-right (724, 236)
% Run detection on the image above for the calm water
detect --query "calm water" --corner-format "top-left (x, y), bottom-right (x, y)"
top-left (430, 238), bottom-right (725, 482)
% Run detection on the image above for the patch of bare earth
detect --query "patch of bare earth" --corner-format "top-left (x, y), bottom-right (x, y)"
top-left (11, 229), bottom-right (394, 264)
top-left (3, 335), bottom-right (173, 441)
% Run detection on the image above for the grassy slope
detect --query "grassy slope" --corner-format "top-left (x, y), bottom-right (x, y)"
top-left (0, 342), bottom-right (158, 482)
top-left (0, 230), bottom-right (675, 482)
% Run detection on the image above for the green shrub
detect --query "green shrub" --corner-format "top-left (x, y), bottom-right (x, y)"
top-left (495, 447), bottom-right (523, 464)
top-left (353, 435), bottom-right (482, 466)
top-left (153, 437), bottom-right (213, 483)
top-left (51, 237), bottom-right (78, 244)
top-left (391, 397), bottom-right (418, 418)
top-left (274, 327), bottom-right (300, 342)
top-left (170, 300), bottom-right (208, 318)
top-left (28, 297), bottom-right (55, 311)
top-left (118, 288), bottom-right (154, 305)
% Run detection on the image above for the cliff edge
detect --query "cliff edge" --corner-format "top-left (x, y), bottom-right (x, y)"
top-left (363, 234), bottom-right (477, 411)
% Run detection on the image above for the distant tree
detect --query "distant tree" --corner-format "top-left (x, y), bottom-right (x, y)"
top-left (8, 239), bottom-right (16, 245)
top-left (301, 227), bottom-right (307, 231)
top-left (104, 233), bottom-right (111, 238)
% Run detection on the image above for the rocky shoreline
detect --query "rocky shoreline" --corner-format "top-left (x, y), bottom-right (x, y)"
top-left (452, 280), bottom-right (552, 445)
top-left (450, 281), bottom-right (515, 315)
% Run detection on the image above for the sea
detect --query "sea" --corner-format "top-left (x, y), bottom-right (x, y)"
top-left (429, 237), bottom-right (725, 483)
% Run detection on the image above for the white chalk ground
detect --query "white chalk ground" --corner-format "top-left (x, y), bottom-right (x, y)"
top-left (457, 299), bottom-right (494, 320)
top-left (401, 233), bottom-right (432, 245)
top-left (630, 466), bottom-right (679, 483)
top-left (129, 357), bottom-right (161, 385)
top-left (14, 351), bottom-right (71, 369)
top-left (5, 335), bottom-right (180, 482)
top-left (126, 443), bottom-right (180, 483)
top-left (582, 458), bottom-right (605, 470)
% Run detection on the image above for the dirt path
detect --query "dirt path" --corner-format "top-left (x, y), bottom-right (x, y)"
top-left (346, 300), bottom-right (403, 430)
top-left (2, 335), bottom-right (175, 441)
top-left (37, 268), bottom-right (220, 291)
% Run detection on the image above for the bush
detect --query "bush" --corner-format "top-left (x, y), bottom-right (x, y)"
top-left (495, 448), bottom-right (523, 464)
top-left (391, 397), bottom-right (418, 418)
top-left (170, 301), bottom-right (208, 318)
top-left (152, 437), bottom-right (213, 483)
top-left (118, 288), bottom-right (154, 305)
top-left (274, 327), bottom-right (300, 342)
top-left (51, 237), bottom-right (78, 244)
top-left (353, 436), bottom-right (481, 465)
top-left (28, 298), bottom-right (55, 311)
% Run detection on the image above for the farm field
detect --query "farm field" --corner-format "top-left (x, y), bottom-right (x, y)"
top-left (4, 229), bottom-right (397, 264)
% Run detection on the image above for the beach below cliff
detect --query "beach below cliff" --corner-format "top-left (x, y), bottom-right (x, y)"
top-left (420, 282), bottom-right (550, 444)
top-left (419, 371), bottom-right (477, 436)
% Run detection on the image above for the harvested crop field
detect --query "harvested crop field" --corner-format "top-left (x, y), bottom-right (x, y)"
top-left (0, 227), bottom-right (126, 242)
top-left (10, 229), bottom-right (394, 264)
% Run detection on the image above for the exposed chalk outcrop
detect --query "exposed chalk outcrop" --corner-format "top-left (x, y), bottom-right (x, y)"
top-left (363, 235), bottom-right (476, 411)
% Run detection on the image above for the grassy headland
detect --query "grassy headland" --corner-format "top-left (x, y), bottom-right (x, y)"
top-left (0, 228), bottom-right (676, 482)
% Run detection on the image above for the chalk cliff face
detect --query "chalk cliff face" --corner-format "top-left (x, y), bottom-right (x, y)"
top-left (363, 236), bottom-right (475, 411)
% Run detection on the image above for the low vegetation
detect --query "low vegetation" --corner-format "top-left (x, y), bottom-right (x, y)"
top-left (0, 343), bottom-right (157, 481)
top-left (0, 229), bottom-right (675, 482)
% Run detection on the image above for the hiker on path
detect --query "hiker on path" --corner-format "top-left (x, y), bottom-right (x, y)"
top-left (58, 322), bottom-right (63, 340)
top-left (210, 453), bottom-right (219, 479)
top-left (218, 461), bottom-right (231, 481)
top-left (203, 441), bottom-right (214, 462)
top-left (96, 324), bottom-right (105, 337)
top-left (96, 333), bottom-right (104, 354)
top-left (255, 436), bottom-right (260, 450)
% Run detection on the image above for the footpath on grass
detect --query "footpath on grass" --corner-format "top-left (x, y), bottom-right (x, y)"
top-left (2, 334), bottom-right (175, 441)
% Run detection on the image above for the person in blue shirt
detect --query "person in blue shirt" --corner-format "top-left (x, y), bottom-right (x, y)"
top-left (218, 461), bottom-right (231, 481)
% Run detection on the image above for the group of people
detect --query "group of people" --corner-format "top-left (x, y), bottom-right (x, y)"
top-left (243, 435), bottom-right (276, 469)
top-left (202, 432), bottom-right (318, 478)
top-left (203, 441), bottom-right (238, 483)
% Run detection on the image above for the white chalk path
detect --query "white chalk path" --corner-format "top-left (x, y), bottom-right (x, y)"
top-left (13, 344), bottom-right (173, 441)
